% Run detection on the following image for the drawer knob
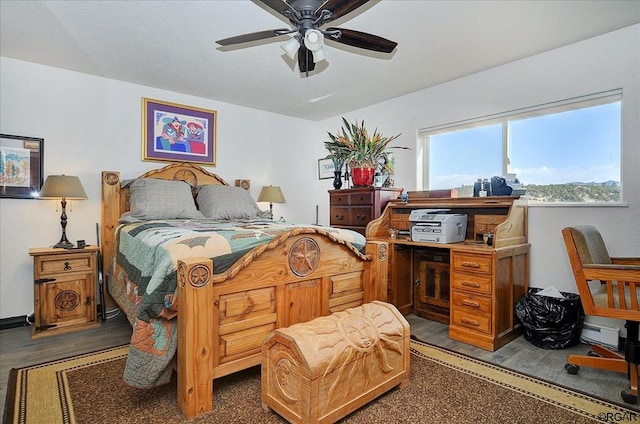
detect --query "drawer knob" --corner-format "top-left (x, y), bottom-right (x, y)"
top-left (64, 261), bottom-right (71, 271)
top-left (355, 214), bottom-right (366, 221)
top-left (461, 318), bottom-right (480, 327)
top-left (461, 261), bottom-right (480, 268)
top-left (462, 299), bottom-right (481, 308)
top-left (462, 281), bottom-right (481, 288)
top-left (334, 214), bottom-right (344, 221)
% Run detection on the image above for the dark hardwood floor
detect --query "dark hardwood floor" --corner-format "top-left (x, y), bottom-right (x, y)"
top-left (1, 312), bottom-right (637, 416)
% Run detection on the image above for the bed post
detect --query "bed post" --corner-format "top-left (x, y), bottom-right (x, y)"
top-left (365, 240), bottom-right (389, 303)
top-left (101, 171), bottom-right (121, 307)
top-left (177, 257), bottom-right (215, 418)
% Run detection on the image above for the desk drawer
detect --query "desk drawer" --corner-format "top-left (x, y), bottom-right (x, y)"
top-left (473, 215), bottom-right (506, 237)
top-left (452, 272), bottom-right (492, 295)
top-left (452, 252), bottom-right (492, 274)
top-left (451, 309), bottom-right (491, 333)
top-left (451, 291), bottom-right (491, 314)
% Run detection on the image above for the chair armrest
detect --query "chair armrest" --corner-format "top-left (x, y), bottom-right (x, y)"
top-left (583, 264), bottom-right (640, 282)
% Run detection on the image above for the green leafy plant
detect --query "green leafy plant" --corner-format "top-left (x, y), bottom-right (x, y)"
top-left (325, 117), bottom-right (401, 169)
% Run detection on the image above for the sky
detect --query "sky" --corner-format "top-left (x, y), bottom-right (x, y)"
top-left (428, 102), bottom-right (621, 189)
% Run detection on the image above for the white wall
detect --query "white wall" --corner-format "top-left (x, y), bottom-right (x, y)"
top-left (0, 57), bottom-right (330, 319)
top-left (319, 24), bottom-right (640, 293)
top-left (2, 24), bottom-right (639, 320)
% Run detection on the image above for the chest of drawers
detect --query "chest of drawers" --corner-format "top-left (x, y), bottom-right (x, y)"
top-left (329, 187), bottom-right (402, 235)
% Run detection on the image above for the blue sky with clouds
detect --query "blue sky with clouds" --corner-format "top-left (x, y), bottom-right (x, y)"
top-left (429, 102), bottom-right (621, 189)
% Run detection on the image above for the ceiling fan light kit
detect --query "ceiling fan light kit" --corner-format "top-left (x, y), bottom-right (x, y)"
top-left (281, 36), bottom-right (301, 59)
top-left (216, 0), bottom-right (397, 76)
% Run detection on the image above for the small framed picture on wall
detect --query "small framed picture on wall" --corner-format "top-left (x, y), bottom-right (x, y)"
top-left (0, 133), bottom-right (44, 199)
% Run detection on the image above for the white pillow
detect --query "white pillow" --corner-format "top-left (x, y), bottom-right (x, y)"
top-left (120, 178), bottom-right (204, 222)
top-left (197, 184), bottom-right (261, 220)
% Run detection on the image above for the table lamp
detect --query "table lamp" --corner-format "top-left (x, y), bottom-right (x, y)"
top-left (258, 185), bottom-right (285, 220)
top-left (39, 175), bottom-right (88, 248)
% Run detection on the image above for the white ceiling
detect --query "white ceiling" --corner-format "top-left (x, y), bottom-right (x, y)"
top-left (2, 0), bottom-right (639, 121)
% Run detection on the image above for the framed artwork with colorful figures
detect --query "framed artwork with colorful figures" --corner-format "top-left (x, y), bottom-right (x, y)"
top-left (142, 98), bottom-right (217, 165)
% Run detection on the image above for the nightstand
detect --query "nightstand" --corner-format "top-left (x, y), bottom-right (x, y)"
top-left (29, 246), bottom-right (101, 337)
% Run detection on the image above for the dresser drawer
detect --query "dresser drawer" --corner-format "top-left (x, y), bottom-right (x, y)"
top-left (452, 271), bottom-right (492, 295)
top-left (451, 309), bottom-right (491, 333)
top-left (330, 206), bottom-right (350, 225)
top-left (330, 193), bottom-right (349, 206)
top-left (452, 252), bottom-right (492, 274)
top-left (349, 191), bottom-right (374, 205)
top-left (35, 253), bottom-right (94, 276)
top-left (451, 291), bottom-right (491, 314)
top-left (349, 207), bottom-right (373, 226)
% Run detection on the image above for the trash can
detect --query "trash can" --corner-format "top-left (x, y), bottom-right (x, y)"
top-left (515, 287), bottom-right (585, 349)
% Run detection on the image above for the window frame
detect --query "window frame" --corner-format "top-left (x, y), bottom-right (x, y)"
top-left (418, 89), bottom-right (623, 205)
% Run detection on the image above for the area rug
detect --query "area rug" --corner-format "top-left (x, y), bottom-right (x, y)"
top-left (4, 341), bottom-right (638, 424)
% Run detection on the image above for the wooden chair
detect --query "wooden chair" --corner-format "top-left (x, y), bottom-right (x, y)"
top-left (562, 225), bottom-right (640, 404)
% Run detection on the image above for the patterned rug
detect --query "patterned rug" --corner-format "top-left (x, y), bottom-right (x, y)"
top-left (4, 340), bottom-right (638, 423)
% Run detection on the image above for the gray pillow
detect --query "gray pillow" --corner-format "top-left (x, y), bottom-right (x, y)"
top-left (120, 178), bottom-right (204, 222)
top-left (197, 184), bottom-right (261, 220)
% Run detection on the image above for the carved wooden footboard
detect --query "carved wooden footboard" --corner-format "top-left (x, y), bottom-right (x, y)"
top-left (101, 163), bottom-right (388, 418)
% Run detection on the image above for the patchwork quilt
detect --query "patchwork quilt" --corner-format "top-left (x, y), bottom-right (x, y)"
top-left (109, 218), bottom-right (366, 388)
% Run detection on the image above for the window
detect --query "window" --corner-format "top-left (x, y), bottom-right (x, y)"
top-left (419, 90), bottom-right (622, 203)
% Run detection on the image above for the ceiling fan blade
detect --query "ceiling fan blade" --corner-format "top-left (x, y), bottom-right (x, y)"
top-left (258, 0), bottom-right (301, 19)
top-left (216, 29), bottom-right (290, 46)
top-left (316, 0), bottom-right (369, 21)
top-left (326, 27), bottom-right (397, 53)
top-left (298, 45), bottom-right (315, 73)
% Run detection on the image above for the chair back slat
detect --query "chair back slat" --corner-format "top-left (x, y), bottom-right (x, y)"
top-left (631, 283), bottom-right (639, 310)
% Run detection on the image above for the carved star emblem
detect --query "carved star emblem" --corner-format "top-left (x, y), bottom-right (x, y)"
top-left (289, 238), bottom-right (320, 277)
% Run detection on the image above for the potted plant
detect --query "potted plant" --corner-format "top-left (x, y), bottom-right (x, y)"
top-left (325, 117), bottom-right (401, 187)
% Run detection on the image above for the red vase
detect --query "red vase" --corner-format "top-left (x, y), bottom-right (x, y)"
top-left (351, 167), bottom-right (375, 186)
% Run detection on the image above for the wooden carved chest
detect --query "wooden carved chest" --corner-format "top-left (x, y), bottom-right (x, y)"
top-left (261, 301), bottom-right (410, 424)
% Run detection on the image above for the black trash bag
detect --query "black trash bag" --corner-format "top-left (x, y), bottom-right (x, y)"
top-left (515, 287), bottom-right (585, 349)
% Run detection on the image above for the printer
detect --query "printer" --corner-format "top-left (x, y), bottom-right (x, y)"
top-left (409, 209), bottom-right (468, 243)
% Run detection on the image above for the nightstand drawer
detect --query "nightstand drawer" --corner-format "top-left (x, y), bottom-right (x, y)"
top-left (36, 253), bottom-right (94, 276)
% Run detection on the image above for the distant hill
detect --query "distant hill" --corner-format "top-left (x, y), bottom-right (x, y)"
top-left (452, 181), bottom-right (620, 202)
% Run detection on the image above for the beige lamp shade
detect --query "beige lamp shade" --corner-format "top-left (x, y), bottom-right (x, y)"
top-left (39, 175), bottom-right (87, 248)
top-left (258, 185), bottom-right (285, 220)
top-left (39, 175), bottom-right (87, 199)
top-left (258, 185), bottom-right (286, 204)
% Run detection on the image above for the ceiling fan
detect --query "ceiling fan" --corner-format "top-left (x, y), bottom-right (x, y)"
top-left (215, 0), bottom-right (397, 75)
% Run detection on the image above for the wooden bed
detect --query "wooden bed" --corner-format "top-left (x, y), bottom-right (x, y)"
top-left (101, 163), bottom-right (388, 418)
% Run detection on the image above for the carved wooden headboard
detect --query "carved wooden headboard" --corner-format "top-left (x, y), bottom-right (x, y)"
top-left (101, 163), bottom-right (229, 282)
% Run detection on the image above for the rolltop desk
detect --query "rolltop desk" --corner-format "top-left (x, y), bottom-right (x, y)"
top-left (366, 196), bottom-right (530, 351)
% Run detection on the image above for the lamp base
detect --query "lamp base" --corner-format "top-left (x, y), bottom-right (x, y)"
top-left (53, 240), bottom-right (74, 249)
